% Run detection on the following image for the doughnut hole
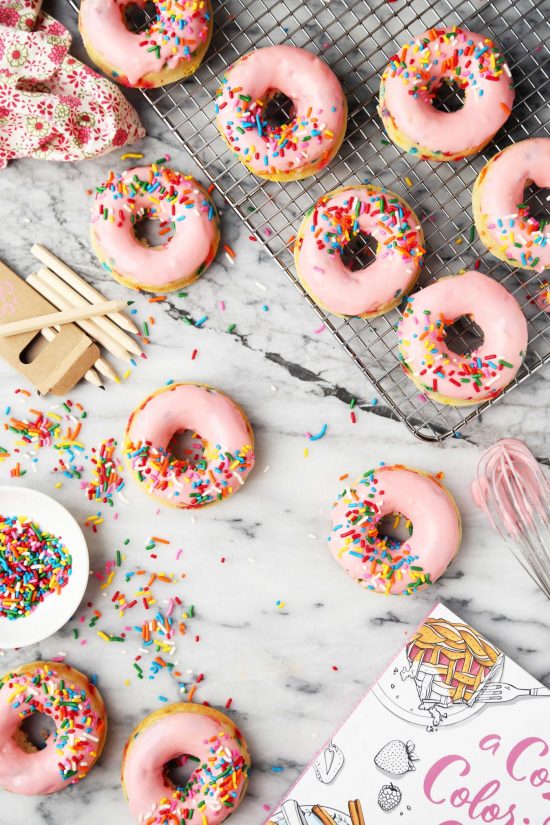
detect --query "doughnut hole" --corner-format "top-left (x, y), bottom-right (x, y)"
top-left (168, 430), bottom-right (206, 469)
top-left (341, 231), bottom-right (378, 272)
top-left (123, 1), bottom-right (158, 33)
top-left (263, 91), bottom-right (296, 131)
top-left (376, 512), bottom-right (413, 551)
top-left (521, 180), bottom-right (550, 225)
top-left (16, 713), bottom-right (55, 752)
top-left (432, 80), bottom-right (466, 113)
top-left (444, 315), bottom-right (485, 357)
top-left (163, 753), bottom-right (200, 790)
top-left (133, 210), bottom-right (175, 247)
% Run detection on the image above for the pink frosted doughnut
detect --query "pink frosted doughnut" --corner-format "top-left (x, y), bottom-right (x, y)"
top-left (329, 465), bottom-right (461, 596)
top-left (379, 27), bottom-right (514, 161)
top-left (124, 383), bottom-right (255, 508)
top-left (473, 138), bottom-right (550, 271)
top-left (0, 661), bottom-right (107, 795)
top-left (294, 185), bottom-right (425, 317)
top-left (215, 45), bottom-right (347, 181)
top-left (79, 0), bottom-right (213, 88)
top-left (121, 703), bottom-right (250, 825)
top-left (398, 270), bottom-right (528, 406)
top-left (91, 165), bottom-right (220, 294)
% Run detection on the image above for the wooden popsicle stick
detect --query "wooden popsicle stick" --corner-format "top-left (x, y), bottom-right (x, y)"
top-left (31, 244), bottom-right (139, 334)
top-left (0, 299), bottom-right (125, 338)
top-left (41, 327), bottom-right (104, 389)
top-left (27, 274), bottom-right (133, 364)
top-left (37, 266), bottom-right (143, 357)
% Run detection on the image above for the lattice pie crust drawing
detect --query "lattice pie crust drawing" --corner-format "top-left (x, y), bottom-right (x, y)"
top-left (401, 617), bottom-right (503, 725)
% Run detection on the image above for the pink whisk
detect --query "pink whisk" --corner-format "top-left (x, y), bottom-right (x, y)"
top-left (473, 439), bottom-right (550, 598)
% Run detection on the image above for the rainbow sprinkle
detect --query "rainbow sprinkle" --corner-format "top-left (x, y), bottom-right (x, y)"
top-left (384, 27), bottom-right (510, 101)
top-left (298, 188), bottom-right (424, 266)
top-left (75, 543), bottom-right (202, 696)
top-left (381, 27), bottom-right (513, 160)
top-left (536, 281), bottom-right (550, 311)
top-left (142, 730), bottom-right (249, 825)
top-left (3, 396), bottom-right (87, 474)
top-left (93, 165), bottom-right (218, 270)
top-left (138, 0), bottom-right (211, 65)
top-left (124, 438), bottom-right (254, 508)
top-left (398, 298), bottom-right (517, 400)
top-left (329, 469), bottom-right (428, 596)
top-left (0, 516), bottom-right (72, 619)
top-left (83, 438), bottom-right (125, 506)
top-left (215, 51), bottom-right (344, 176)
top-left (487, 202), bottom-right (548, 270)
top-left (0, 663), bottom-right (104, 782)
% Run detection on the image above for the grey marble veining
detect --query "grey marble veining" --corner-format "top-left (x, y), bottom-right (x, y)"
top-left (0, 1), bottom-right (549, 824)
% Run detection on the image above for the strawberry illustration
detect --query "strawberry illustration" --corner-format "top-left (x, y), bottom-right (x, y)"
top-left (374, 739), bottom-right (417, 775)
top-left (378, 783), bottom-right (402, 812)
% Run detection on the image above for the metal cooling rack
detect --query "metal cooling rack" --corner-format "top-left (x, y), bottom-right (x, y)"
top-left (66, 0), bottom-right (550, 441)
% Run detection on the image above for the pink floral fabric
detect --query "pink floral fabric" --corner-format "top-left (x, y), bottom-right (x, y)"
top-left (0, 0), bottom-right (144, 167)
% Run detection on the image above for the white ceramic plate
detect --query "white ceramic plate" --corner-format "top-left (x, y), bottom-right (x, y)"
top-left (0, 486), bottom-right (89, 648)
top-left (270, 804), bottom-right (351, 824)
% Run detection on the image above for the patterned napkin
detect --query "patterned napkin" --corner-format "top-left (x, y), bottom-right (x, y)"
top-left (0, 0), bottom-right (145, 167)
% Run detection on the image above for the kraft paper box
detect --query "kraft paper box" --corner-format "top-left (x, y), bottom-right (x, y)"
top-left (0, 261), bottom-right (99, 395)
top-left (267, 602), bottom-right (550, 825)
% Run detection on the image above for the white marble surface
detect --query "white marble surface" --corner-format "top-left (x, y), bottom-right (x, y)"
top-left (0, 1), bottom-right (550, 824)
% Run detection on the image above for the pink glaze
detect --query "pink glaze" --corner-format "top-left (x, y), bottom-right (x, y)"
top-left (398, 270), bottom-right (528, 403)
top-left (122, 706), bottom-right (250, 825)
top-left (295, 186), bottom-right (424, 316)
top-left (473, 438), bottom-right (549, 538)
top-left (474, 138), bottom-right (550, 271)
top-left (329, 466), bottom-right (461, 596)
top-left (125, 383), bottom-right (254, 508)
top-left (79, 0), bottom-right (211, 87)
top-left (215, 45), bottom-right (347, 177)
top-left (380, 27), bottom-right (514, 159)
top-left (91, 165), bottom-right (219, 291)
top-left (0, 663), bottom-right (105, 795)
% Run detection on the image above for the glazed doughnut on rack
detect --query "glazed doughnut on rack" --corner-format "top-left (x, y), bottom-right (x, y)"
top-left (215, 44), bottom-right (348, 181)
top-left (379, 26), bottom-right (514, 161)
top-left (79, 0), bottom-right (213, 88)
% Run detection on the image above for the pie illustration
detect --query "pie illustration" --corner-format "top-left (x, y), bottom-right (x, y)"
top-left (401, 617), bottom-right (504, 724)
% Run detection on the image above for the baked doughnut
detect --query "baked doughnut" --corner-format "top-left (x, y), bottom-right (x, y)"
top-left (398, 270), bottom-right (528, 405)
top-left (91, 164), bottom-right (220, 294)
top-left (124, 383), bottom-right (255, 508)
top-left (79, 0), bottom-right (213, 88)
top-left (294, 185), bottom-right (424, 317)
top-left (215, 44), bottom-right (347, 181)
top-left (0, 661), bottom-right (107, 794)
top-left (329, 465), bottom-right (461, 595)
top-left (121, 702), bottom-right (250, 825)
top-left (379, 26), bottom-right (514, 162)
top-left (473, 138), bottom-right (550, 271)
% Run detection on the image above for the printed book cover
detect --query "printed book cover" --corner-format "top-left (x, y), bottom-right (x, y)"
top-left (265, 603), bottom-right (550, 825)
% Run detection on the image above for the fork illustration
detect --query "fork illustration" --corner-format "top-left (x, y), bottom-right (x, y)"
top-left (477, 683), bottom-right (550, 703)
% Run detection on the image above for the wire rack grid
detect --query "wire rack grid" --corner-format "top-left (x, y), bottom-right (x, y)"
top-left (66, 0), bottom-right (550, 441)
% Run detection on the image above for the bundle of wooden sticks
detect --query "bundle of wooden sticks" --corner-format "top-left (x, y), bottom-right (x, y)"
top-left (0, 246), bottom-right (144, 390)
